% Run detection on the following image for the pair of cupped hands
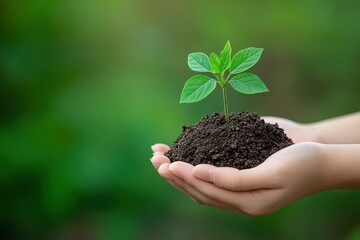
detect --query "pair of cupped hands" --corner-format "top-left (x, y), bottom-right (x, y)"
top-left (151, 117), bottom-right (326, 216)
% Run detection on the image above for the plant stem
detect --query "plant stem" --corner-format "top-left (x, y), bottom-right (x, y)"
top-left (221, 86), bottom-right (229, 122)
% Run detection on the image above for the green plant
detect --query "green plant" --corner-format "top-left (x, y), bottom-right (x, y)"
top-left (180, 41), bottom-right (268, 122)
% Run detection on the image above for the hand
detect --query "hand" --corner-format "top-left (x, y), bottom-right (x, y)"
top-left (263, 116), bottom-right (320, 143)
top-left (151, 142), bottom-right (325, 216)
top-left (151, 144), bottom-right (234, 209)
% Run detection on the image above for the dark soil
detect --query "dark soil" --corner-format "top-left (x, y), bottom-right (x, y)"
top-left (165, 111), bottom-right (294, 170)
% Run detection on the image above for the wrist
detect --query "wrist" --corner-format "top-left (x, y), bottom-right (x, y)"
top-left (321, 144), bottom-right (360, 190)
top-left (300, 123), bottom-right (324, 143)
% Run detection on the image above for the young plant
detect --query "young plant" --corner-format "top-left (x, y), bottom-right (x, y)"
top-left (180, 41), bottom-right (268, 122)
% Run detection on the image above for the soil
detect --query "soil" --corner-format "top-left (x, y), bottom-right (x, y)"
top-left (165, 111), bottom-right (294, 170)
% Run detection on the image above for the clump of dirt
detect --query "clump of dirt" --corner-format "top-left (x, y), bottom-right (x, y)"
top-left (165, 111), bottom-right (293, 170)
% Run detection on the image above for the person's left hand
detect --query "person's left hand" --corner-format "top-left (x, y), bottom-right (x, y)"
top-left (262, 116), bottom-right (320, 143)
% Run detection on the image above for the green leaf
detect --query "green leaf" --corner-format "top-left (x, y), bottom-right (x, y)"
top-left (188, 52), bottom-right (211, 72)
top-left (209, 52), bottom-right (221, 73)
top-left (180, 75), bottom-right (217, 103)
top-left (220, 41), bottom-right (232, 72)
top-left (230, 47), bottom-right (263, 75)
top-left (229, 73), bottom-right (268, 94)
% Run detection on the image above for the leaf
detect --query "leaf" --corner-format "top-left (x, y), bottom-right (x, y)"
top-left (229, 73), bottom-right (268, 94)
top-left (188, 52), bottom-right (211, 72)
top-left (220, 41), bottom-right (232, 72)
top-left (230, 47), bottom-right (263, 75)
top-left (210, 52), bottom-right (221, 73)
top-left (180, 75), bottom-right (217, 103)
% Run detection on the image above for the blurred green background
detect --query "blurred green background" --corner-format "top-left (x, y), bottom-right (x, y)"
top-left (1, 0), bottom-right (360, 239)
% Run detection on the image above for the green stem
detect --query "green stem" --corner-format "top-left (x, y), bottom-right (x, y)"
top-left (222, 86), bottom-right (229, 122)
top-left (225, 73), bottom-right (232, 83)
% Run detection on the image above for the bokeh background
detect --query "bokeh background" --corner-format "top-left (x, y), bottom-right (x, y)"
top-left (1, 0), bottom-right (360, 239)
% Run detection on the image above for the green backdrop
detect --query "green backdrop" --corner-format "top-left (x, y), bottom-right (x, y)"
top-left (1, 0), bottom-right (360, 239)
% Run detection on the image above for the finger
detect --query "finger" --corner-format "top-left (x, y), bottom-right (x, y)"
top-left (158, 163), bottom-right (175, 181)
top-left (158, 162), bottom-right (231, 209)
top-left (191, 164), bottom-right (217, 180)
top-left (169, 161), bottom-right (248, 209)
top-left (182, 185), bottom-right (234, 210)
top-left (157, 163), bottom-right (183, 188)
top-left (193, 164), bottom-right (272, 191)
top-left (151, 143), bottom-right (170, 154)
top-left (151, 155), bottom-right (171, 170)
top-left (158, 163), bottom-right (189, 191)
top-left (169, 162), bottom-right (235, 210)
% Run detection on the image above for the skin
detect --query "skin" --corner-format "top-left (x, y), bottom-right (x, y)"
top-left (151, 113), bottom-right (360, 216)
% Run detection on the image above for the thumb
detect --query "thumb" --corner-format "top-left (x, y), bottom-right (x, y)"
top-left (193, 164), bottom-right (273, 191)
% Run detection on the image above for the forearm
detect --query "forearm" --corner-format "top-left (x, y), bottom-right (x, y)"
top-left (308, 112), bottom-right (360, 144)
top-left (321, 144), bottom-right (360, 190)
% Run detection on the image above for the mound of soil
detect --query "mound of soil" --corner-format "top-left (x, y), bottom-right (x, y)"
top-left (165, 111), bottom-right (293, 170)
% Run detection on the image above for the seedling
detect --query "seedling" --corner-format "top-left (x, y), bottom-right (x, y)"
top-left (180, 41), bottom-right (268, 122)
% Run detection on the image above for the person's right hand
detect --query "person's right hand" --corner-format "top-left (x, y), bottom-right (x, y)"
top-left (151, 143), bottom-right (217, 204)
top-left (152, 142), bottom-right (331, 215)
top-left (263, 116), bottom-right (321, 143)
top-left (151, 143), bottom-right (237, 209)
